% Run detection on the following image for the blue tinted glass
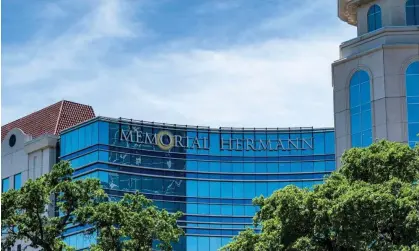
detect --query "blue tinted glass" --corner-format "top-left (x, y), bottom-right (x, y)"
top-left (350, 70), bottom-right (372, 148)
top-left (360, 82), bottom-right (371, 104)
top-left (62, 120), bottom-right (337, 250)
top-left (14, 173), bottom-right (21, 190)
top-left (2, 178), bottom-right (9, 192)
top-left (324, 132), bottom-right (335, 154)
top-left (362, 129), bottom-right (373, 146)
top-left (221, 182), bottom-right (233, 198)
top-left (361, 109), bottom-right (372, 130)
top-left (350, 84), bottom-right (360, 108)
top-left (198, 181), bottom-right (210, 197)
top-left (406, 75), bottom-right (419, 96)
top-left (408, 104), bottom-right (419, 122)
top-left (188, 180), bottom-right (198, 197)
top-left (367, 4), bottom-right (382, 32)
top-left (352, 133), bottom-right (362, 147)
top-left (187, 236), bottom-right (198, 251)
top-left (79, 126), bottom-right (86, 150)
top-left (98, 121), bottom-right (110, 144)
top-left (408, 123), bottom-right (419, 141)
top-left (406, 0), bottom-right (419, 25)
top-left (210, 237), bottom-right (222, 251)
top-left (406, 61), bottom-right (419, 145)
top-left (351, 113), bottom-right (361, 134)
top-left (406, 61), bottom-right (419, 75)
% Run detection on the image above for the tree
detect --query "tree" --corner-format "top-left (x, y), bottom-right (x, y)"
top-left (1, 161), bottom-right (106, 251)
top-left (221, 140), bottom-right (419, 251)
top-left (77, 192), bottom-right (184, 251)
top-left (2, 161), bottom-right (184, 251)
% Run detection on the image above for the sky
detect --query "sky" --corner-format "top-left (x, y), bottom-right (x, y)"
top-left (1, 0), bottom-right (356, 128)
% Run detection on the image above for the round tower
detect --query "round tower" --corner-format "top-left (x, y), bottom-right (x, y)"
top-left (333, 0), bottom-right (419, 165)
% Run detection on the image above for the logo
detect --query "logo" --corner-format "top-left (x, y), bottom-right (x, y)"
top-left (156, 130), bottom-right (175, 151)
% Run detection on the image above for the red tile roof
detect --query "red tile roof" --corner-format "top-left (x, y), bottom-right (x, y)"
top-left (1, 100), bottom-right (95, 141)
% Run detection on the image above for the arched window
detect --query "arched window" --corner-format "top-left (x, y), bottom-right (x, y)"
top-left (350, 70), bottom-right (373, 147)
top-left (406, 61), bottom-right (419, 147)
top-left (367, 4), bottom-right (382, 32)
top-left (406, 0), bottom-right (419, 26)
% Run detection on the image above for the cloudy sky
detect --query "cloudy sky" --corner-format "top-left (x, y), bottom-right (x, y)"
top-left (2, 0), bottom-right (355, 128)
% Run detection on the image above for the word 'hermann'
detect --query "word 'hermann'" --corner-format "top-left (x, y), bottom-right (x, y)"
top-left (221, 138), bottom-right (313, 151)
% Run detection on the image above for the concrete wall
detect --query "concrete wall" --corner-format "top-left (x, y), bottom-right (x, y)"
top-left (1, 130), bottom-right (59, 251)
top-left (356, 0), bottom-right (409, 36)
top-left (333, 43), bottom-right (419, 165)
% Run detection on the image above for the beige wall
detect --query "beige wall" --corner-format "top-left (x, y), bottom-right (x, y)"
top-left (1, 130), bottom-right (59, 251)
top-left (333, 39), bottom-right (419, 166)
top-left (356, 0), bottom-right (409, 36)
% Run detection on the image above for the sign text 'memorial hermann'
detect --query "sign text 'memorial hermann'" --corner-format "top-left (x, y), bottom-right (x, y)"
top-left (120, 129), bottom-right (314, 151)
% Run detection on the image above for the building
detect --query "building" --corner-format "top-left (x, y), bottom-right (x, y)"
top-left (333, 0), bottom-right (419, 165)
top-left (1, 100), bottom-right (95, 251)
top-left (2, 0), bottom-right (418, 250)
top-left (59, 117), bottom-right (335, 250)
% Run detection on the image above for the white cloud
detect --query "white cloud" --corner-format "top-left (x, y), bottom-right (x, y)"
top-left (2, 0), bottom-right (356, 128)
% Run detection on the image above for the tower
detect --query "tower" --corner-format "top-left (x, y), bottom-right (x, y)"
top-left (333, 0), bottom-right (419, 165)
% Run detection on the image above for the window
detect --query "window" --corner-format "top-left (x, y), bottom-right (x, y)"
top-left (14, 173), bottom-right (22, 190)
top-left (406, 61), bottom-right (419, 147)
top-left (17, 244), bottom-right (21, 251)
top-left (33, 156), bottom-right (37, 179)
top-left (350, 70), bottom-right (373, 147)
top-left (9, 134), bottom-right (16, 147)
top-left (367, 4), bottom-right (382, 32)
top-left (406, 0), bottom-right (419, 26)
top-left (2, 177), bottom-right (9, 192)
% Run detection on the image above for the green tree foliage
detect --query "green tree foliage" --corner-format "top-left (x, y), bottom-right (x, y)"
top-left (1, 161), bottom-right (106, 251)
top-left (78, 192), bottom-right (184, 251)
top-left (2, 161), bottom-right (184, 251)
top-left (221, 140), bottom-right (419, 251)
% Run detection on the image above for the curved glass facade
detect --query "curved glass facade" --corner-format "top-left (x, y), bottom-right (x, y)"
top-left (406, 0), bottom-right (419, 26)
top-left (59, 117), bottom-right (335, 251)
top-left (367, 4), bottom-right (382, 32)
top-left (406, 61), bottom-right (419, 147)
top-left (350, 70), bottom-right (373, 148)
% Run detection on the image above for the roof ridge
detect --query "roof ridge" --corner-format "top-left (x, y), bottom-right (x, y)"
top-left (54, 100), bottom-right (65, 135)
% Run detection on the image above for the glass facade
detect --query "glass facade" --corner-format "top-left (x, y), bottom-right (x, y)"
top-left (2, 177), bottom-right (10, 193)
top-left (367, 4), bottom-right (382, 32)
top-left (350, 70), bottom-right (373, 148)
top-left (406, 0), bottom-right (419, 26)
top-left (14, 173), bottom-right (22, 190)
top-left (406, 61), bottom-right (419, 147)
top-left (59, 117), bottom-right (335, 251)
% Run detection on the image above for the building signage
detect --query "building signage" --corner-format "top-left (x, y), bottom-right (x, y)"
top-left (120, 129), bottom-right (314, 152)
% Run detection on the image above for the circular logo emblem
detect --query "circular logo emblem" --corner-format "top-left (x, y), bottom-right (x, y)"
top-left (156, 130), bottom-right (174, 151)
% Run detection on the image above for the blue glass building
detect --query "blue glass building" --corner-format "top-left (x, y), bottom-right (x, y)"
top-left (59, 117), bottom-right (335, 250)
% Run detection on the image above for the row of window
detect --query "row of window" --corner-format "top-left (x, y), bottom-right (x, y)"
top-left (78, 170), bottom-right (324, 199)
top-left (367, 1), bottom-right (419, 32)
top-left (350, 61), bottom-right (419, 147)
top-left (67, 150), bottom-right (335, 176)
top-left (65, 147), bottom-right (336, 172)
top-left (63, 232), bottom-right (233, 251)
top-left (72, 160), bottom-right (334, 181)
top-left (1, 173), bottom-right (22, 192)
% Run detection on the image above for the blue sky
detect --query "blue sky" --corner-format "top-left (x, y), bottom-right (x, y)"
top-left (2, 0), bottom-right (355, 127)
